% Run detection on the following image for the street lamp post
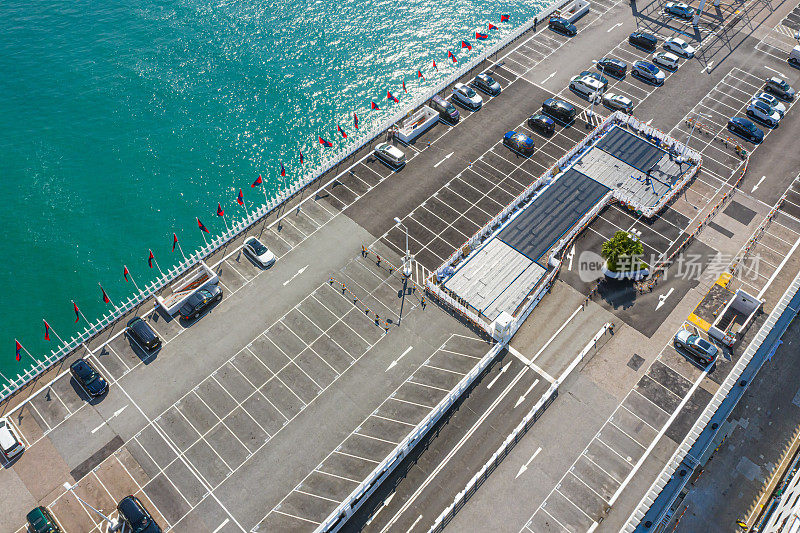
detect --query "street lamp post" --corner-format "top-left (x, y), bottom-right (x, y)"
top-left (681, 111), bottom-right (712, 163)
top-left (393, 217), bottom-right (413, 278)
top-left (63, 482), bottom-right (121, 531)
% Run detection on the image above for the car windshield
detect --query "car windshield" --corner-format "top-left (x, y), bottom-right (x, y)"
top-left (249, 240), bottom-right (268, 255)
top-left (445, 103), bottom-right (456, 113)
top-left (746, 122), bottom-right (758, 133)
top-left (775, 79), bottom-right (789, 89)
top-left (697, 339), bottom-right (713, 351)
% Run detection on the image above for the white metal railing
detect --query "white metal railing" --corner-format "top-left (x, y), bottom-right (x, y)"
top-left (3, 0), bottom-right (575, 405)
top-left (623, 269), bottom-right (800, 532)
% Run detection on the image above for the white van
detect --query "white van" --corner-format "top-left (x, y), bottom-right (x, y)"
top-left (790, 45), bottom-right (800, 67)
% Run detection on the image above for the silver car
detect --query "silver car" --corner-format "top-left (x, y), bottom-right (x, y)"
top-left (452, 82), bottom-right (483, 109)
top-left (674, 329), bottom-right (718, 364)
top-left (243, 236), bottom-right (276, 268)
top-left (374, 142), bottom-right (406, 168)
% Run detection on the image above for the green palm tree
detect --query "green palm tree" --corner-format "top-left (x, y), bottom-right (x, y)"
top-left (601, 231), bottom-right (645, 272)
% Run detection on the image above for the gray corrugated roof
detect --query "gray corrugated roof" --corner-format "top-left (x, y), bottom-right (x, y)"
top-left (498, 169), bottom-right (610, 262)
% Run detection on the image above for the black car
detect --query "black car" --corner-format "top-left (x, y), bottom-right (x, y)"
top-left (549, 17), bottom-right (577, 36)
top-left (597, 57), bottom-right (627, 78)
top-left (528, 113), bottom-right (555, 135)
top-left (473, 73), bottom-right (501, 95)
top-left (26, 506), bottom-right (62, 533)
top-left (117, 496), bottom-right (162, 533)
top-left (727, 117), bottom-right (764, 143)
top-left (430, 94), bottom-right (460, 123)
top-left (179, 285), bottom-right (223, 321)
top-left (503, 131), bottom-right (535, 156)
top-left (629, 31), bottom-right (658, 52)
top-left (542, 98), bottom-right (577, 123)
top-left (69, 359), bottom-right (108, 398)
top-left (126, 317), bottom-right (162, 351)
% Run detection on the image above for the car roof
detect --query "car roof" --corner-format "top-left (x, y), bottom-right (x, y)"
top-left (454, 82), bottom-right (466, 89)
top-left (0, 424), bottom-right (18, 449)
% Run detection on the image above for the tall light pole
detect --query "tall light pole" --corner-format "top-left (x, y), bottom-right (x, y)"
top-left (681, 111), bottom-right (712, 163)
top-left (63, 482), bottom-right (120, 531)
top-left (393, 217), bottom-right (413, 278)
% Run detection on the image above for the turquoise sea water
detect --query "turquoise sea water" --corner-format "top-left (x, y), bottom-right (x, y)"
top-left (1, 0), bottom-right (549, 383)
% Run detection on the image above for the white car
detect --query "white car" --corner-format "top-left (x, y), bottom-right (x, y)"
top-left (746, 100), bottom-right (781, 127)
top-left (753, 91), bottom-right (787, 117)
top-left (243, 236), bottom-right (276, 268)
top-left (452, 82), bottom-right (483, 109)
top-left (0, 417), bottom-right (24, 460)
top-left (602, 92), bottom-right (634, 113)
top-left (653, 51), bottom-right (680, 70)
top-left (570, 75), bottom-right (604, 100)
top-left (664, 37), bottom-right (696, 58)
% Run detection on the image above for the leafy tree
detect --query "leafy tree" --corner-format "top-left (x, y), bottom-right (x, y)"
top-left (601, 231), bottom-right (646, 272)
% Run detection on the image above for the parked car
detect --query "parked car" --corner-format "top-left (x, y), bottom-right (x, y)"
top-left (527, 113), bottom-right (555, 135)
top-left (26, 507), bottom-right (62, 533)
top-left (727, 117), bottom-right (764, 143)
top-left (542, 98), bottom-right (577, 123)
top-left (549, 17), bottom-right (577, 36)
top-left (179, 285), bottom-right (222, 321)
top-left (473, 72), bottom-right (501, 95)
top-left (764, 76), bottom-right (796, 100)
top-left (746, 100), bottom-right (781, 127)
top-left (653, 51), bottom-right (680, 70)
top-left (0, 417), bottom-right (24, 460)
top-left (452, 82), bottom-right (483, 109)
top-left (126, 316), bottom-right (162, 351)
top-left (570, 75), bottom-right (605, 100)
top-left (117, 496), bottom-right (162, 533)
top-left (674, 329), bottom-right (718, 365)
top-left (632, 61), bottom-right (665, 85)
top-left (69, 359), bottom-right (108, 398)
top-left (753, 91), bottom-right (787, 116)
top-left (429, 94), bottom-right (460, 123)
top-left (665, 1), bottom-right (695, 19)
top-left (629, 31), bottom-right (658, 52)
top-left (502, 131), bottom-right (535, 156)
top-left (602, 93), bottom-right (634, 113)
top-left (243, 236), bottom-right (277, 267)
top-left (790, 45), bottom-right (800, 67)
top-left (579, 70), bottom-right (609, 90)
top-left (596, 57), bottom-right (627, 78)
top-left (664, 37), bottom-right (696, 58)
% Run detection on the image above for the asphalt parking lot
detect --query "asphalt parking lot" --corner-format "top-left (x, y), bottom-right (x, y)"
top-left (757, 3), bottom-right (800, 60)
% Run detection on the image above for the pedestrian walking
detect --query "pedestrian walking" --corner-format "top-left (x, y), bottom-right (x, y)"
top-left (534, 17), bottom-right (538, 31)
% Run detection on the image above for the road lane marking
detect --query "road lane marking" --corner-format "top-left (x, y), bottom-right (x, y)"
top-left (656, 287), bottom-right (675, 310)
top-left (529, 306), bottom-right (583, 364)
top-left (366, 493), bottom-right (395, 526)
top-left (752, 175), bottom-right (766, 192)
top-left (486, 362), bottom-right (510, 390)
top-left (704, 61), bottom-right (714, 72)
top-left (406, 515), bottom-right (423, 532)
top-left (91, 405), bottom-right (128, 434)
top-left (542, 71), bottom-right (557, 83)
top-left (283, 265), bottom-right (309, 286)
top-left (516, 447), bottom-right (542, 478)
top-left (212, 519), bottom-right (229, 533)
top-left (434, 152), bottom-right (454, 168)
top-left (607, 22), bottom-right (623, 32)
top-left (386, 346), bottom-right (413, 371)
top-left (514, 379), bottom-right (541, 408)
top-left (764, 65), bottom-right (786, 78)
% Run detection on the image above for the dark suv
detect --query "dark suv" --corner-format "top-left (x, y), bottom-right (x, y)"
top-left (542, 98), bottom-right (577, 123)
top-left (629, 31), bottom-right (658, 51)
top-left (429, 94), bottom-right (460, 123)
top-left (26, 506), bottom-right (62, 533)
top-left (117, 496), bottom-right (161, 533)
top-left (179, 285), bottom-right (223, 321)
top-left (127, 317), bottom-right (162, 351)
top-left (597, 57), bottom-right (627, 78)
top-left (69, 359), bottom-right (108, 398)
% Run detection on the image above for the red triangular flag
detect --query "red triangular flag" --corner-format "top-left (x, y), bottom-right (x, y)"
top-left (15, 340), bottom-right (22, 362)
top-left (461, 40), bottom-right (472, 51)
top-left (489, 23), bottom-right (497, 30)
top-left (237, 189), bottom-right (244, 206)
top-left (299, 150), bottom-right (304, 164)
top-left (148, 249), bottom-right (154, 268)
top-left (281, 163), bottom-right (286, 177)
top-left (387, 91), bottom-right (398, 103)
top-left (73, 301), bottom-right (81, 323)
top-left (101, 285), bottom-right (110, 304)
top-left (43, 320), bottom-right (50, 341)
top-left (197, 217), bottom-right (210, 233)
top-left (338, 124), bottom-right (347, 138)
top-left (319, 136), bottom-right (333, 147)
top-left (402, 80), bottom-right (407, 93)
top-left (124, 265), bottom-right (130, 280)
top-left (371, 101), bottom-right (379, 110)
top-left (433, 60), bottom-right (438, 71)
top-left (501, 14), bottom-right (510, 21)
top-left (252, 175), bottom-right (263, 187)
top-left (354, 112), bottom-right (359, 129)
top-left (217, 203), bottom-right (224, 217)
top-left (172, 233), bottom-right (178, 252)
top-left (418, 69), bottom-right (424, 79)
top-left (476, 32), bottom-right (488, 40)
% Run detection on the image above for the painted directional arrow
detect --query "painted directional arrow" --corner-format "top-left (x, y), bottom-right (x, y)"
top-left (514, 378), bottom-right (540, 408)
top-left (567, 244), bottom-right (576, 271)
top-left (752, 175), bottom-right (766, 193)
top-left (607, 22), bottom-right (623, 32)
top-left (487, 362), bottom-right (510, 390)
top-left (386, 346), bottom-right (413, 372)
top-left (91, 405), bottom-right (128, 434)
top-left (283, 265), bottom-right (308, 286)
top-left (516, 447), bottom-right (542, 478)
top-left (656, 287), bottom-right (675, 311)
top-left (434, 152), bottom-right (454, 168)
top-left (542, 71), bottom-right (557, 83)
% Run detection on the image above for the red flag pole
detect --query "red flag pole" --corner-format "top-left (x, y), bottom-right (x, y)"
top-left (217, 204), bottom-right (230, 233)
top-left (238, 189), bottom-right (249, 216)
top-left (124, 265), bottom-right (142, 292)
top-left (99, 283), bottom-right (115, 308)
top-left (43, 319), bottom-right (66, 345)
top-left (15, 339), bottom-right (40, 368)
top-left (151, 254), bottom-right (165, 277)
top-left (72, 300), bottom-right (90, 324)
top-left (172, 234), bottom-right (188, 263)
